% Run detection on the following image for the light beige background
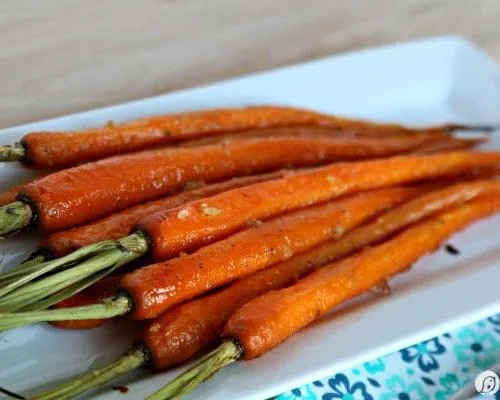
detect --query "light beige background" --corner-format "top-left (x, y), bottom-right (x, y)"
top-left (1, 0), bottom-right (499, 128)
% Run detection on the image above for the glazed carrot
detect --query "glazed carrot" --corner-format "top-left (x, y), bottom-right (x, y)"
top-left (150, 196), bottom-right (500, 400)
top-left (0, 172), bottom-right (285, 286)
top-left (137, 151), bottom-right (500, 262)
top-left (2, 152), bottom-right (500, 318)
top-left (180, 124), bottom-right (449, 147)
top-left (122, 187), bottom-right (426, 319)
top-left (29, 181), bottom-right (500, 400)
top-left (414, 136), bottom-right (485, 154)
top-left (0, 186), bottom-right (425, 326)
top-left (38, 171), bottom-right (285, 258)
top-left (50, 276), bottom-right (121, 330)
top-left (0, 134), bottom-right (439, 236)
top-left (0, 105), bottom-right (488, 168)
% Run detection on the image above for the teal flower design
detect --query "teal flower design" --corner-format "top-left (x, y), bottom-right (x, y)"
top-left (453, 328), bottom-right (500, 370)
top-left (435, 373), bottom-right (469, 399)
top-left (278, 385), bottom-right (317, 400)
top-left (363, 358), bottom-right (385, 375)
top-left (400, 338), bottom-right (446, 372)
top-left (379, 374), bottom-right (430, 400)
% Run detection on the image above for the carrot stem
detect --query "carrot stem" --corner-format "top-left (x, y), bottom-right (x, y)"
top-left (0, 201), bottom-right (32, 237)
top-left (32, 346), bottom-right (146, 400)
top-left (0, 143), bottom-right (25, 162)
top-left (0, 255), bottom-right (47, 284)
top-left (0, 233), bottom-right (147, 311)
top-left (147, 340), bottom-right (241, 400)
top-left (0, 240), bottom-right (117, 299)
top-left (0, 295), bottom-right (130, 331)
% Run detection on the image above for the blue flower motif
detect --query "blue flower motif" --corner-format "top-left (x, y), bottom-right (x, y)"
top-left (322, 373), bottom-right (373, 400)
top-left (488, 314), bottom-right (500, 334)
top-left (379, 374), bottom-right (430, 400)
top-left (435, 373), bottom-right (469, 400)
top-left (278, 384), bottom-right (317, 400)
top-left (363, 358), bottom-right (385, 375)
top-left (453, 328), bottom-right (500, 370)
top-left (400, 338), bottom-right (446, 372)
top-left (488, 313), bottom-right (500, 326)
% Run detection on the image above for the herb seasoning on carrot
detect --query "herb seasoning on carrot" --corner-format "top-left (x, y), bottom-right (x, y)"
top-left (148, 196), bottom-right (500, 400)
top-left (0, 186), bottom-right (423, 321)
top-left (2, 152), bottom-right (500, 318)
top-left (29, 179), bottom-right (500, 399)
top-left (0, 134), bottom-right (441, 236)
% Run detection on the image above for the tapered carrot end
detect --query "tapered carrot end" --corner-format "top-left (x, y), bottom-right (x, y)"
top-left (0, 143), bottom-right (26, 162)
top-left (147, 340), bottom-right (242, 400)
top-left (447, 124), bottom-right (500, 133)
top-left (0, 201), bottom-right (32, 237)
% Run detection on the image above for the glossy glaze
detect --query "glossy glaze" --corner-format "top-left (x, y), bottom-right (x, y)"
top-left (224, 197), bottom-right (500, 360)
top-left (20, 135), bottom-right (426, 232)
top-left (140, 151), bottom-right (500, 261)
top-left (21, 106), bottom-right (350, 168)
top-left (20, 105), bottom-right (456, 169)
top-left (41, 172), bottom-right (283, 256)
top-left (122, 186), bottom-right (425, 320)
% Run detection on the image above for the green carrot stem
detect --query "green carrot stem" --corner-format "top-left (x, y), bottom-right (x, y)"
top-left (32, 346), bottom-right (147, 400)
top-left (0, 240), bottom-right (115, 299)
top-left (0, 295), bottom-right (130, 331)
top-left (0, 254), bottom-right (47, 283)
top-left (147, 341), bottom-right (242, 400)
top-left (0, 233), bottom-right (147, 312)
top-left (0, 232), bottom-right (146, 299)
top-left (0, 143), bottom-right (26, 162)
top-left (0, 247), bottom-right (131, 311)
top-left (0, 201), bottom-right (32, 237)
top-left (20, 267), bottom-right (119, 312)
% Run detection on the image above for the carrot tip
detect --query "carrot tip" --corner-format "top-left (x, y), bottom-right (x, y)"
top-left (146, 340), bottom-right (241, 400)
top-left (0, 143), bottom-right (25, 162)
top-left (447, 124), bottom-right (499, 133)
top-left (0, 201), bottom-right (32, 237)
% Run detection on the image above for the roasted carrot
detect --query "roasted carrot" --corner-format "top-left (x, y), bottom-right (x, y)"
top-left (414, 136), bottom-right (485, 154)
top-left (0, 105), bottom-right (488, 168)
top-left (2, 152), bottom-right (500, 319)
top-left (137, 151), bottom-right (500, 262)
top-left (180, 124), bottom-right (449, 147)
top-left (0, 134), bottom-right (440, 236)
top-left (31, 180), bottom-right (500, 400)
top-left (50, 276), bottom-right (122, 330)
top-left (39, 172), bottom-right (285, 259)
top-left (149, 196), bottom-right (500, 400)
top-left (0, 186), bottom-right (426, 326)
top-left (0, 173), bottom-right (285, 286)
top-left (39, 177), bottom-right (500, 330)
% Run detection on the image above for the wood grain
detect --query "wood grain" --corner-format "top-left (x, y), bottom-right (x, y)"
top-left (0, 0), bottom-right (499, 128)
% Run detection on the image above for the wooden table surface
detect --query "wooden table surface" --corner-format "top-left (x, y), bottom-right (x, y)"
top-left (1, 0), bottom-right (499, 128)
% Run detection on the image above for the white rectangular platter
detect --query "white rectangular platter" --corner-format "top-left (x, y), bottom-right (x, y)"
top-left (1, 35), bottom-right (500, 400)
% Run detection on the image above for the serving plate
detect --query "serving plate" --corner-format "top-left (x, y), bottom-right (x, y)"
top-left (1, 35), bottom-right (500, 400)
